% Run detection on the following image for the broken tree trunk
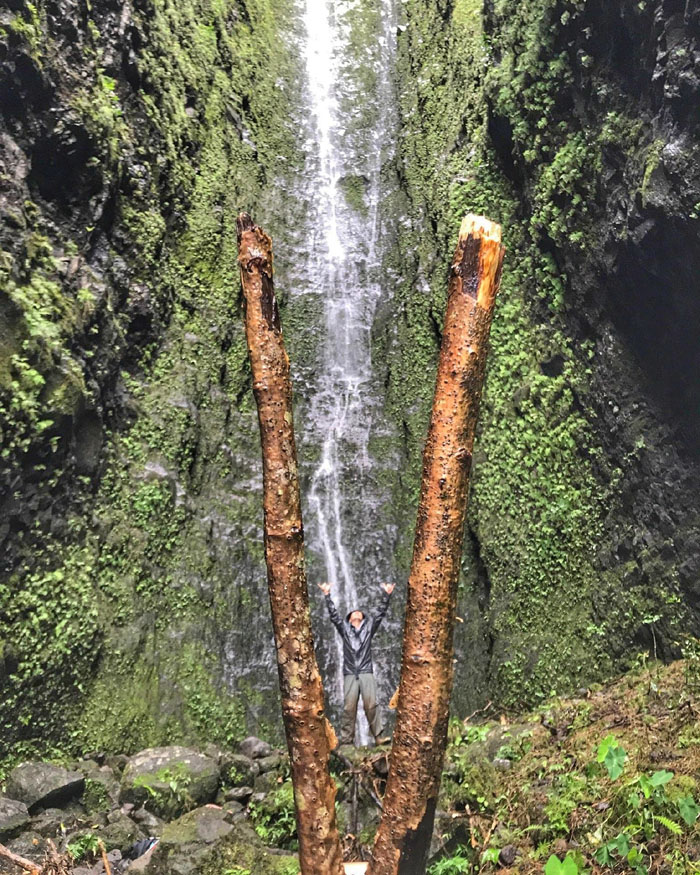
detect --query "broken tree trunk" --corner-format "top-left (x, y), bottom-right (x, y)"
top-left (369, 215), bottom-right (504, 875)
top-left (236, 213), bottom-right (344, 875)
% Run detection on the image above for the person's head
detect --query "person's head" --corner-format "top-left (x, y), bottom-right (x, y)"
top-left (347, 609), bottom-right (364, 629)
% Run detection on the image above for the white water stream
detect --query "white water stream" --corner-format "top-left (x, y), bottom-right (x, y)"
top-left (297, 0), bottom-right (399, 742)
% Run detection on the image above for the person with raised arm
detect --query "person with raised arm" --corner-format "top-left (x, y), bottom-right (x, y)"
top-left (318, 581), bottom-right (395, 747)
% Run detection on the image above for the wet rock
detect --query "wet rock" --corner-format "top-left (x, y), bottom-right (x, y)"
top-left (6, 762), bottom-right (85, 811)
top-left (256, 753), bottom-right (284, 774)
top-left (142, 805), bottom-right (233, 874)
top-left (100, 812), bottom-right (146, 852)
top-left (0, 798), bottom-right (30, 841)
top-left (120, 747), bottom-right (220, 819)
top-left (499, 844), bottom-right (517, 866)
top-left (239, 736), bottom-right (273, 760)
top-left (224, 786), bottom-right (253, 803)
top-left (220, 752), bottom-right (257, 787)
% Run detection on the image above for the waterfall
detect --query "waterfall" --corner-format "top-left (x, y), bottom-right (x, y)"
top-left (293, 0), bottom-right (400, 743)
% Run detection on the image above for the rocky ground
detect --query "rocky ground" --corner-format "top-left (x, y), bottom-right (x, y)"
top-left (4, 658), bottom-right (700, 874)
top-left (0, 737), bottom-right (304, 874)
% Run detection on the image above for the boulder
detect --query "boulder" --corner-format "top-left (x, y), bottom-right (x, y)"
top-left (100, 812), bottom-right (146, 852)
top-left (224, 785), bottom-right (253, 803)
top-left (0, 798), bottom-right (29, 841)
top-left (79, 763), bottom-right (120, 812)
top-left (120, 747), bottom-right (220, 819)
top-left (220, 753), bottom-right (257, 788)
top-left (7, 830), bottom-right (50, 863)
top-left (254, 771), bottom-right (281, 794)
top-left (143, 817), bottom-right (297, 875)
top-left (239, 736), bottom-right (273, 760)
top-left (257, 753), bottom-right (284, 774)
top-left (6, 762), bottom-right (85, 811)
top-left (142, 805), bottom-right (233, 874)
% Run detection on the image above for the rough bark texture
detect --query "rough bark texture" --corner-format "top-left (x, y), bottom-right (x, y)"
top-left (236, 212), bottom-right (343, 875)
top-left (369, 216), bottom-right (505, 875)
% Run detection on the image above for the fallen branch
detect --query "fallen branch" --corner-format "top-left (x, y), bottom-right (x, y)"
top-left (0, 842), bottom-right (40, 874)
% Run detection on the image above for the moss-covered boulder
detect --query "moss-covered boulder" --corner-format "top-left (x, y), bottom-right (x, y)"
top-left (120, 747), bottom-right (220, 819)
top-left (143, 806), bottom-right (233, 874)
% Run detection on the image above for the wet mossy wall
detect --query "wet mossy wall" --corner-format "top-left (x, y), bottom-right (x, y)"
top-left (382, 0), bottom-right (700, 711)
top-left (1, 0), bottom-right (699, 763)
top-left (0, 0), bottom-right (299, 758)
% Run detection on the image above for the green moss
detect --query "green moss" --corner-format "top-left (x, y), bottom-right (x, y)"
top-left (381, 0), bottom-right (686, 711)
top-left (1, 0), bottom-right (299, 760)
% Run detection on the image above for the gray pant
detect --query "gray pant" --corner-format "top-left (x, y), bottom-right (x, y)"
top-left (341, 672), bottom-right (383, 744)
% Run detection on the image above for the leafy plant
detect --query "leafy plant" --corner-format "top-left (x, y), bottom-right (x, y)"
top-left (544, 852), bottom-right (583, 875)
top-left (67, 833), bottom-right (101, 861)
top-left (428, 846), bottom-right (472, 874)
top-left (597, 734), bottom-right (627, 780)
top-left (677, 794), bottom-right (700, 826)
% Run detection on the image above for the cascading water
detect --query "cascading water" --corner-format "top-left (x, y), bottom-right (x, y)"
top-left (291, 0), bottom-right (401, 742)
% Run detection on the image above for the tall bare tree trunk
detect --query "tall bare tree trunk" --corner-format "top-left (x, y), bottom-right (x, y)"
top-left (369, 215), bottom-right (505, 875)
top-left (236, 213), bottom-right (344, 875)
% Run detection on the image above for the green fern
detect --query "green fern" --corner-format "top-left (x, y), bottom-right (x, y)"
top-left (655, 815), bottom-right (682, 835)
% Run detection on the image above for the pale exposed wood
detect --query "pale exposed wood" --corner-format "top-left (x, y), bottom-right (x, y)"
top-left (237, 213), bottom-right (344, 875)
top-left (368, 214), bottom-right (505, 875)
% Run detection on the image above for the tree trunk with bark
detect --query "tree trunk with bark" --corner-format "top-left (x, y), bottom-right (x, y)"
top-left (369, 215), bottom-right (505, 875)
top-left (236, 213), bottom-right (344, 875)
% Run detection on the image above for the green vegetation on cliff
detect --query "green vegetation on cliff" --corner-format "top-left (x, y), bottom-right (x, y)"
top-left (384, 0), bottom-right (694, 711)
top-left (0, 0), bottom-right (299, 759)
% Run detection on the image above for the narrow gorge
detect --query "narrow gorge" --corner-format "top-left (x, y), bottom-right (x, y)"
top-left (1, 0), bottom-right (699, 770)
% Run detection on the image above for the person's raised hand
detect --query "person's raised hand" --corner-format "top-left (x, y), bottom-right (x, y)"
top-left (381, 582), bottom-right (395, 595)
top-left (318, 582), bottom-right (332, 596)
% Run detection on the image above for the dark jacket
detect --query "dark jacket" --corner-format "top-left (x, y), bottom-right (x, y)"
top-left (325, 591), bottom-right (391, 677)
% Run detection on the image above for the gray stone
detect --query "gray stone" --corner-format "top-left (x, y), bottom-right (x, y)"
top-left (254, 771), bottom-right (280, 794)
top-left (239, 736), bottom-right (272, 760)
top-left (100, 812), bottom-right (145, 852)
top-left (224, 786), bottom-right (253, 803)
top-left (0, 798), bottom-right (29, 841)
top-left (6, 762), bottom-right (85, 811)
top-left (31, 807), bottom-right (91, 838)
top-left (120, 747), bottom-right (220, 819)
top-left (256, 754), bottom-right (283, 774)
top-left (500, 844), bottom-right (518, 866)
top-left (220, 753), bottom-right (257, 787)
top-left (132, 806), bottom-right (164, 834)
top-left (142, 806), bottom-right (233, 874)
top-left (7, 830), bottom-right (49, 863)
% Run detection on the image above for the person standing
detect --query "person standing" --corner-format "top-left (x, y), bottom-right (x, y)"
top-left (318, 581), bottom-right (395, 746)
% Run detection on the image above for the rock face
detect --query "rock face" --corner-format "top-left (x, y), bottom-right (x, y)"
top-left (0, 798), bottom-right (30, 841)
top-left (6, 762), bottom-right (85, 811)
top-left (0, 0), bottom-right (699, 763)
top-left (120, 747), bottom-right (220, 819)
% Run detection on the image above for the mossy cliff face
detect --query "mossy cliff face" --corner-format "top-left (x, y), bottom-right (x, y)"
top-left (0, 0), bottom-right (301, 756)
top-left (1, 0), bottom-right (699, 762)
top-left (383, 0), bottom-right (700, 711)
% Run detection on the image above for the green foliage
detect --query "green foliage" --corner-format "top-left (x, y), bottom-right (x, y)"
top-left (67, 833), bottom-right (101, 862)
top-left (597, 734), bottom-right (627, 780)
top-left (544, 853), bottom-right (583, 875)
top-left (248, 782), bottom-right (298, 850)
top-left (428, 846), bottom-right (472, 874)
